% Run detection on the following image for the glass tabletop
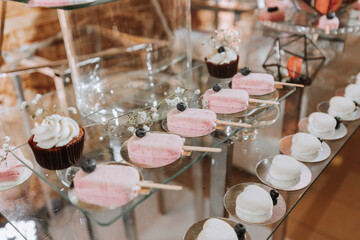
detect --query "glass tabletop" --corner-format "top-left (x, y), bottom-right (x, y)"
top-left (1, 24), bottom-right (359, 240)
top-left (8, 63), bottom-right (296, 227)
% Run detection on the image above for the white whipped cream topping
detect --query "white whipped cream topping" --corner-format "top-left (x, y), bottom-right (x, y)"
top-left (207, 47), bottom-right (237, 64)
top-left (31, 114), bottom-right (80, 149)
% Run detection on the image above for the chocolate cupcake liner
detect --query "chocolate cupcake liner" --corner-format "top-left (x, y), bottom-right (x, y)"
top-left (28, 128), bottom-right (85, 170)
top-left (205, 55), bottom-right (239, 79)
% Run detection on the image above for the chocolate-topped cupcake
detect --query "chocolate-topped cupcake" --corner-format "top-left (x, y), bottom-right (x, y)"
top-left (28, 114), bottom-right (85, 170)
top-left (204, 30), bottom-right (240, 79)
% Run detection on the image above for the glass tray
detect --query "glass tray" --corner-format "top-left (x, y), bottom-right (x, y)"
top-left (260, 8), bottom-right (360, 37)
top-left (8, 64), bottom-right (296, 226)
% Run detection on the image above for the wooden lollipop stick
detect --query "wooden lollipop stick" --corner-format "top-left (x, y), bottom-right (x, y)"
top-left (138, 189), bottom-right (151, 195)
top-left (274, 82), bottom-right (304, 88)
top-left (249, 98), bottom-right (279, 105)
top-left (216, 120), bottom-right (252, 128)
top-left (138, 182), bottom-right (183, 191)
top-left (183, 146), bottom-right (222, 153)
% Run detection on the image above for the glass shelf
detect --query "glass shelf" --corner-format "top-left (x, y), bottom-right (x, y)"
top-left (1, 26), bottom-right (359, 239)
top-left (261, 8), bottom-right (360, 37)
top-left (8, 63), bottom-right (296, 226)
top-left (12, 0), bottom-right (121, 10)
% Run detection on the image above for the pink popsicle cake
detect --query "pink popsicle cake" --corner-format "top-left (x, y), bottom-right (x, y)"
top-left (317, 13), bottom-right (339, 31)
top-left (0, 148), bottom-right (30, 189)
top-left (127, 132), bottom-right (184, 168)
top-left (29, 0), bottom-right (75, 7)
top-left (74, 164), bottom-right (140, 208)
top-left (167, 108), bottom-right (217, 137)
top-left (232, 68), bottom-right (275, 95)
top-left (203, 87), bottom-right (249, 114)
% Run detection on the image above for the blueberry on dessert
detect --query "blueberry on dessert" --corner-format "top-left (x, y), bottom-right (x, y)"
top-left (228, 81), bottom-right (232, 88)
top-left (240, 67), bottom-right (251, 76)
top-left (204, 29), bottom-right (240, 78)
top-left (334, 117), bottom-right (342, 130)
top-left (81, 158), bottom-right (96, 173)
top-left (217, 46), bottom-right (225, 53)
top-left (270, 189), bottom-right (279, 206)
top-left (267, 6), bottom-right (279, 12)
top-left (176, 102), bottom-right (187, 112)
top-left (213, 83), bottom-right (222, 92)
top-left (234, 223), bottom-right (246, 240)
top-left (326, 12), bottom-right (335, 20)
top-left (135, 128), bottom-right (146, 138)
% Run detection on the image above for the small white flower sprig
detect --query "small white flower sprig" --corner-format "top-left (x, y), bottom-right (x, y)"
top-left (165, 87), bottom-right (202, 109)
top-left (0, 136), bottom-right (11, 166)
top-left (126, 108), bottom-right (159, 135)
top-left (20, 94), bottom-right (78, 121)
top-left (202, 28), bottom-right (241, 53)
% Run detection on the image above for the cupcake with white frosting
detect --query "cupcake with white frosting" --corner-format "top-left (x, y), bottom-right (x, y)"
top-left (204, 29), bottom-right (240, 78)
top-left (28, 114), bottom-right (85, 170)
top-left (291, 133), bottom-right (322, 161)
top-left (307, 112), bottom-right (337, 139)
top-left (235, 185), bottom-right (273, 223)
top-left (328, 96), bottom-right (356, 121)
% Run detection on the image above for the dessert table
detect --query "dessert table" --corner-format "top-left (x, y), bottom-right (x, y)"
top-left (0, 1), bottom-right (360, 240)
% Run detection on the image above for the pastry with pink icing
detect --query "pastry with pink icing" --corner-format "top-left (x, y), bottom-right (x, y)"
top-left (203, 87), bottom-right (249, 114)
top-left (203, 83), bottom-right (278, 114)
top-left (317, 13), bottom-right (339, 31)
top-left (167, 107), bottom-right (217, 137)
top-left (232, 67), bottom-right (275, 95)
top-left (127, 132), bottom-right (184, 168)
top-left (73, 163), bottom-right (140, 208)
top-left (0, 142), bottom-right (32, 190)
top-left (167, 102), bottom-right (252, 137)
top-left (126, 130), bottom-right (221, 167)
top-left (259, 7), bottom-right (286, 22)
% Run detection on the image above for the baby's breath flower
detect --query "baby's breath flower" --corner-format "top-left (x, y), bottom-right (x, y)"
top-left (138, 111), bottom-right (147, 124)
top-left (128, 126), bottom-right (135, 133)
top-left (67, 107), bottom-right (78, 114)
top-left (20, 101), bottom-right (28, 110)
top-left (151, 112), bottom-right (159, 120)
top-left (35, 108), bottom-right (43, 116)
top-left (202, 99), bottom-right (209, 109)
top-left (164, 92), bottom-right (168, 96)
top-left (2, 143), bottom-right (9, 151)
top-left (174, 87), bottom-right (185, 94)
top-left (32, 94), bottom-right (42, 104)
top-left (143, 125), bottom-right (150, 131)
top-left (150, 107), bottom-right (157, 112)
top-left (194, 89), bottom-right (201, 95)
top-left (4, 136), bottom-right (10, 143)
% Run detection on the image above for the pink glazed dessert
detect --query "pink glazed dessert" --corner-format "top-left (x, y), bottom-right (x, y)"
top-left (0, 148), bottom-right (31, 190)
top-left (167, 108), bottom-right (217, 137)
top-left (203, 88), bottom-right (249, 114)
top-left (127, 133), bottom-right (184, 168)
top-left (232, 69), bottom-right (275, 95)
top-left (317, 14), bottom-right (340, 31)
top-left (30, 0), bottom-right (74, 7)
top-left (74, 164), bottom-right (140, 208)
